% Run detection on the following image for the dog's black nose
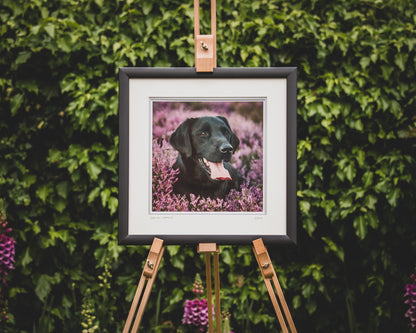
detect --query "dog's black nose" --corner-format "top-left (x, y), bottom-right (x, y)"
top-left (220, 143), bottom-right (233, 153)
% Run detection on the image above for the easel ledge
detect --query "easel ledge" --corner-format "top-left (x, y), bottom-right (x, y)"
top-left (122, 238), bottom-right (297, 333)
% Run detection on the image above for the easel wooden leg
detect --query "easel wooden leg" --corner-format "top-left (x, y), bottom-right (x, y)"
top-left (198, 243), bottom-right (221, 333)
top-left (205, 252), bottom-right (214, 333)
top-left (123, 238), bottom-right (165, 333)
top-left (252, 238), bottom-right (297, 333)
top-left (213, 250), bottom-right (221, 332)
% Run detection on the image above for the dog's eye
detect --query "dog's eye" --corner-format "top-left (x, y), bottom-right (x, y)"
top-left (200, 131), bottom-right (209, 137)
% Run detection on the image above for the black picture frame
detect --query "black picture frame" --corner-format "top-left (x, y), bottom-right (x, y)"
top-left (119, 67), bottom-right (297, 246)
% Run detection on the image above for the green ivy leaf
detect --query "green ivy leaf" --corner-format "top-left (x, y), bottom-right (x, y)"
top-left (88, 187), bottom-right (101, 204)
top-left (86, 161), bottom-right (102, 180)
top-left (362, 171), bottom-right (373, 188)
top-left (240, 49), bottom-right (249, 62)
top-left (100, 188), bottom-right (111, 207)
top-left (322, 237), bottom-right (345, 262)
top-left (57, 35), bottom-right (72, 53)
top-left (394, 53), bottom-right (408, 71)
top-left (14, 51), bottom-right (31, 68)
top-left (170, 254), bottom-right (185, 270)
top-left (10, 93), bottom-right (24, 116)
top-left (367, 211), bottom-right (379, 229)
top-left (167, 245), bottom-right (180, 257)
top-left (299, 200), bottom-right (311, 214)
top-left (303, 218), bottom-right (317, 236)
top-left (54, 199), bottom-right (67, 213)
top-left (353, 215), bottom-right (367, 240)
top-left (222, 248), bottom-right (233, 265)
top-left (94, 0), bottom-right (104, 7)
top-left (108, 197), bottom-right (118, 215)
top-left (21, 247), bottom-right (33, 268)
top-left (293, 295), bottom-right (302, 310)
top-left (44, 23), bottom-right (55, 38)
top-left (386, 188), bottom-right (400, 207)
top-left (56, 181), bottom-right (69, 199)
top-left (345, 163), bottom-right (356, 183)
top-left (302, 283), bottom-right (315, 298)
top-left (168, 289), bottom-right (184, 306)
top-left (35, 275), bottom-right (52, 302)
top-left (36, 183), bottom-right (53, 203)
top-left (359, 57), bottom-right (370, 69)
top-left (306, 299), bottom-right (317, 314)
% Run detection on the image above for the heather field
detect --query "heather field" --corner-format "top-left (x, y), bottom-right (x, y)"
top-left (152, 101), bottom-right (264, 212)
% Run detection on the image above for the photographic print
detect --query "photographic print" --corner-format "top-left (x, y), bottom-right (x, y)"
top-left (119, 68), bottom-right (297, 245)
top-left (152, 101), bottom-right (264, 213)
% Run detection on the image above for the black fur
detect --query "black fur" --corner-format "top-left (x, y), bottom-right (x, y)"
top-left (169, 116), bottom-right (242, 198)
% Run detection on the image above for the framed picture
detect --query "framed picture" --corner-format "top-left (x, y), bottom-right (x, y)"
top-left (118, 67), bottom-right (297, 245)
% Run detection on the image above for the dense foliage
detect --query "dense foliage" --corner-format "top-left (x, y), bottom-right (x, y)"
top-left (1, 0), bottom-right (416, 332)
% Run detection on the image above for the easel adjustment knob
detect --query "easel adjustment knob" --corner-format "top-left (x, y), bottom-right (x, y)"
top-left (147, 260), bottom-right (154, 270)
top-left (201, 41), bottom-right (209, 50)
top-left (143, 238), bottom-right (164, 278)
top-left (261, 262), bottom-right (271, 269)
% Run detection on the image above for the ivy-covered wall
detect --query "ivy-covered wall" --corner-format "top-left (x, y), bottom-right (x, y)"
top-left (1, 0), bottom-right (416, 332)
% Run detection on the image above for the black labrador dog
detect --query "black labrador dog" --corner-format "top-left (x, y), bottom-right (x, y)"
top-left (169, 116), bottom-right (242, 198)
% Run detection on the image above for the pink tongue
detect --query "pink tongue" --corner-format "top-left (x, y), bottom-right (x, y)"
top-left (208, 161), bottom-right (231, 181)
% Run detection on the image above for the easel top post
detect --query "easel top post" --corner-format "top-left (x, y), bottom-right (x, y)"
top-left (194, 0), bottom-right (216, 38)
top-left (194, 0), bottom-right (217, 72)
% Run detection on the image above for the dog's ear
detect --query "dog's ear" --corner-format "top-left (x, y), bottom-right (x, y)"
top-left (216, 116), bottom-right (240, 152)
top-left (169, 118), bottom-right (194, 158)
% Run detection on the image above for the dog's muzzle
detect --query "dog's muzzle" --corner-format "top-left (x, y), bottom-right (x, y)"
top-left (199, 157), bottom-right (232, 181)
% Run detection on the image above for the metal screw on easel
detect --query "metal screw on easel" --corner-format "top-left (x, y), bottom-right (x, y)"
top-left (201, 41), bottom-right (209, 50)
top-left (261, 262), bottom-right (271, 269)
top-left (147, 259), bottom-right (154, 269)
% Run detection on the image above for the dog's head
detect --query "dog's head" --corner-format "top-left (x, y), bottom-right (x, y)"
top-left (169, 116), bottom-right (240, 181)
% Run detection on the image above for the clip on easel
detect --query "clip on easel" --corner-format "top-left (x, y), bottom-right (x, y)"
top-left (194, 0), bottom-right (216, 72)
top-left (253, 238), bottom-right (297, 333)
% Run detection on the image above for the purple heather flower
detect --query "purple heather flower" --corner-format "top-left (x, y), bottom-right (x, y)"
top-left (0, 234), bottom-right (15, 272)
top-left (405, 274), bottom-right (416, 328)
top-left (182, 298), bottom-right (214, 332)
top-left (0, 221), bottom-right (15, 284)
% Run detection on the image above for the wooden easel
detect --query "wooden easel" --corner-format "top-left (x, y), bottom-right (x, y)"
top-left (123, 2), bottom-right (296, 332)
top-left (122, 238), bottom-right (296, 333)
